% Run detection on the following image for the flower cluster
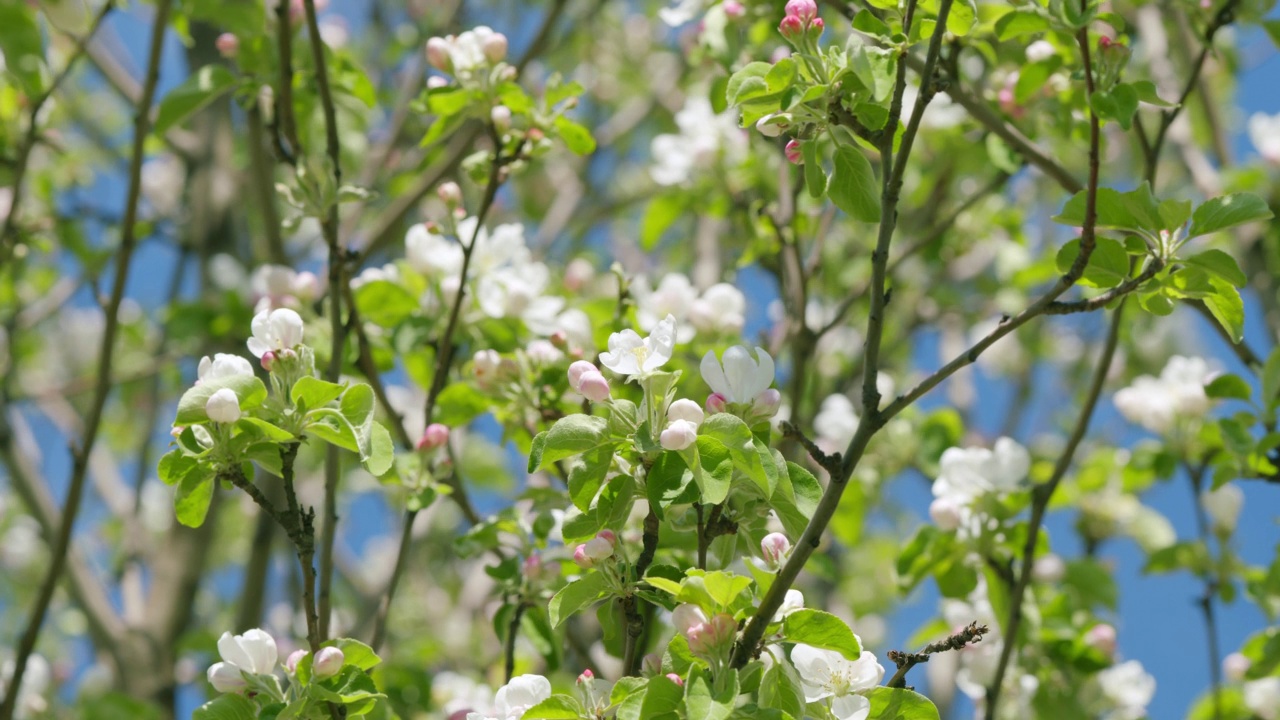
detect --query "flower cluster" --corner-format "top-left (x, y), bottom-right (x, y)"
top-left (425, 26), bottom-right (509, 84)
top-left (1113, 355), bottom-right (1216, 434)
top-left (929, 437), bottom-right (1030, 532)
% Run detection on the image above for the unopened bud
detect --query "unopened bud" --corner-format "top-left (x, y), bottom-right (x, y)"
top-left (205, 388), bottom-right (242, 424)
top-left (285, 649), bottom-right (308, 674)
top-left (750, 389), bottom-right (782, 419)
top-left (577, 668), bottom-right (594, 684)
top-left (583, 536), bottom-right (614, 562)
top-left (666, 673), bottom-right (685, 686)
top-left (312, 647), bottom-right (344, 680)
top-left (778, 14), bottom-right (804, 40)
top-left (491, 105), bottom-right (512, 132)
top-left (216, 33), bottom-right (240, 58)
top-left (784, 139), bottom-right (803, 164)
top-left (929, 497), bottom-right (963, 531)
top-left (568, 360), bottom-right (597, 389)
top-left (1223, 652), bottom-right (1250, 683)
top-left (660, 419), bottom-right (698, 451)
top-left (550, 330), bottom-right (569, 350)
top-left (706, 393), bottom-right (728, 414)
top-left (426, 75), bottom-right (449, 89)
top-left (784, 0), bottom-right (818, 23)
top-left (723, 0), bottom-right (745, 17)
top-left (577, 371), bottom-right (611, 403)
top-left (417, 423), bottom-right (450, 451)
top-left (482, 32), bottom-right (509, 63)
top-left (527, 127), bottom-right (545, 142)
top-left (261, 350), bottom-right (276, 371)
top-left (1085, 624), bottom-right (1116, 658)
top-left (426, 37), bottom-right (451, 71)
top-left (755, 112), bottom-right (791, 137)
top-left (572, 543), bottom-right (595, 569)
top-left (642, 653), bottom-right (662, 676)
top-left (437, 181), bottom-right (463, 206)
top-left (760, 532), bottom-right (791, 570)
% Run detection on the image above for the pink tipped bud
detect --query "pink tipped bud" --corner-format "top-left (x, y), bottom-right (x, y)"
top-left (437, 181), bottom-right (462, 206)
top-left (642, 653), bottom-right (663, 676)
top-left (417, 423), bottom-right (450, 451)
top-left (527, 127), bottom-right (546, 142)
top-left (491, 105), bottom-right (513, 132)
top-left (778, 14), bottom-right (804, 40)
top-left (572, 544), bottom-right (595, 569)
top-left (426, 37), bottom-right (451, 70)
top-left (522, 553), bottom-right (545, 581)
top-left (672, 604), bottom-right (708, 637)
top-left (688, 614), bottom-right (737, 657)
top-left (596, 529), bottom-right (617, 546)
top-left (1098, 35), bottom-right (1113, 49)
top-left (568, 360), bottom-right (597, 389)
top-left (285, 649), bottom-right (308, 674)
top-left (577, 668), bottom-right (594, 684)
top-left (760, 532), bottom-right (791, 570)
top-left (577, 371), bottom-right (611, 403)
top-left (665, 673), bottom-right (684, 686)
top-left (312, 647), bottom-right (344, 680)
top-left (170, 426), bottom-right (184, 439)
top-left (809, 16), bottom-right (824, 35)
top-left (929, 497), bottom-right (964, 531)
top-left (706, 393), bottom-right (728, 414)
top-left (1085, 624), bottom-right (1117, 658)
top-left (261, 350), bottom-right (276, 371)
top-left (583, 536), bottom-right (614, 562)
top-left (750, 389), bottom-right (782, 418)
top-left (660, 419), bottom-right (698, 451)
top-left (723, 0), bottom-right (745, 17)
top-left (785, 0), bottom-right (818, 23)
top-left (785, 139), bottom-right (803, 164)
top-left (216, 33), bottom-right (240, 58)
top-left (1223, 652), bottom-right (1250, 683)
top-left (550, 330), bottom-right (569, 350)
top-left (482, 32), bottom-right (509, 63)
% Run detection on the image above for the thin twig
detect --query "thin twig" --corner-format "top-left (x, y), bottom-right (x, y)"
top-left (886, 621), bottom-right (989, 689)
top-left (0, 3), bottom-right (172, 716)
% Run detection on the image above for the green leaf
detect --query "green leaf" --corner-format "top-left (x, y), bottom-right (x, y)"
top-left (852, 9), bottom-right (891, 36)
top-left (693, 436), bottom-right (733, 505)
top-left (363, 422), bottom-right (394, 476)
top-left (1054, 237), bottom-right (1130, 288)
top-left (352, 279), bottom-right (419, 327)
top-left (522, 695), bottom-right (587, 720)
top-left (549, 572), bottom-right (610, 627)
top-left (638, 674), bottom-right (684, 719)
top-left (292, 376), bottom-right (346, 412)
top-left (866, 687), bottom-right (942, 720)
top-left (1188, 193), bottom-right (1274, 237)
top-left (158, 450), bottom-right (200, 486)
top-left (1053, 183), bottom-right (1163, 237)
top-left (0, 4), bottom-right (45, 95)
top-left (780, 609), bottom-right (863, 660)
top-left (175, 374), bottom-right (268, 425)
top-left (642, 194), bottom-right (687, 250)
top-left (1015, 58), bottom-right (1062, 104)
top-left (236, 417), bottom-right (295, 442)
top-left (305, 408), bottom-right (362, 454)
top-left (1158, 198), bottom-right (1192, 231)
top-left (994, 9), bottom-right (1050, 39)
top-left (802, 141), bottom-right (826, 199)
top-left (829, 146), bottom-right (881, 223)
top-left (645, 450), bottom-right (697, 515)
top-left (945, 0), bottom-right (977, 37)
top-left (328, 638), bottom-right (381, 671)
top-left (155, 65), bottom-right (239, 134)
top-left (758, 654), bottom-right (806, 719)
top-left (192, 694), bottom-right (257, 720)
top-left (426, 86), bottom-right (474, 116)
top-left (434, 383), bottom-right (492, 427)
top-left (174, 468), bottom-right (216, 528)
top-left (553, 116), bottom-right (596, 154)
top-left (1205, 374), bottom-right (1251, 401)
top-left (685, 668), bottom-right (737, 720)
top-left (726, 62), bottom-right (774, 105)
top-left (1131, 80), bottom-right (1176, 107)
top-left (569, 446), bottom-right (615, 512)
top-left (1202, 276), bottom-right (1245, 343)
top-left (700, 414), bottom-right (772, 495)
top-left (1183, 249), bottom-right (1247, 288)
top-left (529, 415), bottom-right (611, 471)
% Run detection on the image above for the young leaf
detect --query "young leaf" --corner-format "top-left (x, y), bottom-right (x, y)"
top-left (530, 415), bottom-right (611, 470)
top-left (1183, 249), bottom-right (1247, 288)
top-left (802, 141), bottom-right (826, 199)
top-left (866, 687), bottom-right (942, 720)
top-left (1188, 193), bottom-right (1273, 237)
top-left (522, 695), bottom-right (588, 720)
top-left (829, 146), bottom-right (881, 223)
top-left (548, 572), bottom-right (610, 628)
top-left (1201, 276), bottom-right (1245, 343)
top-left (192, 694), bottom-right (257, 720)
top-left (155, 65), bottom-right (239, 134)
top-left (780, 609), bottom-right (863, 660)
top-left (174, 469), bottom-right (215, 528)
top-left (291, 376), bottom-right (346, 412)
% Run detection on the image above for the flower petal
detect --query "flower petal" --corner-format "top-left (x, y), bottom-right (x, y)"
top-left (830, 693), bottom-right (871, 720)
top-left (701, 350), bottom-right (730, 398)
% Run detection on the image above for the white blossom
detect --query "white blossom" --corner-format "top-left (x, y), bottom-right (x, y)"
top-left (635, 274), bottom-right (698, 341)
top-left (1201, 483), bottom-right (1243, 535)
top-left (689, 283), bottom-right (747, 335)
top-left (207, 628), bottom-right (278, 694)
top-left (0, 654), bottom-right (50, 719)
top-left (599, 315), bottom-right (677, 376)
top-left (247, 308), bottom-right (305, 358)
top-left (1025, 40), bottom-right (1056, 63)
top-left (658, 0), bottom-right (705, 26)
top-left (1114, 355), bottom-right (1215, 433)
top-left (700, 346), bottom-right (775, 404)
top-left (771, 589), bottom-right (805, 622)
top-left (933, 437), bottom-right (1030, 507)
top-left (815, 394), bottom-right (859, 453)
top-left (790, 644), bottom-right (884, 720)
top-left (405, 223), bottom-right (464, 278)
top-left (650, 98), bottom-right (747, 186)
top-left (1249, 113), bottom-right (1280, 165)
top-left (1097, 660), bottom-right (1155, 720)
top-left (1244, 677), bottom-right (1280, 720)
top-left (197, 354), bottom-right (254, 383)
top-left (205, 388), bottom-right (242, 424)
top-left (466, 674), bottom-right (551, 720)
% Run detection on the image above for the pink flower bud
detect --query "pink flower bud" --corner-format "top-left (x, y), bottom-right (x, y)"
top-left (929, 497), bottom-right (963, 532)
top-left (491, 105), bottom-right (512, 132)
top-left (437, 181), bottom-right (462, 206)
top-left (170, 426), bottom-right (184, 439)
top-left (583, 536), bottom-right (614, 562)
top-left (568, 360), bottom-right (597, 389)
top-left (577, 668), bottom-right (594, 684)
top-left (660, 419), bottom-right (698, 451)
top-left (482, 32), bottom-right (509, 63)
top-left (809, 16), bottom-right (824, 35)
top-left (1085, 624), bottom-right (1116, 658)
top-left (522, 554), bottom-right (545, 581)
top-left (785, 0), bottom-right (818, 23)
top-left (642, 653), bottom-right (662, 676)
top-left (723, 0), bottom-right (745, 17)
top-left (577, 371), bottom-right (611, 403)
top-left (1098, 35), bottom-right (1113, 49)
top-left (778, 14), bottom-right (804, 40)
top-left (261, 350), bottom-right (276, 371)
top-left (750, 389), bottom-right (782, 418)
top-left (312, 647), bottom-right (344, 680)
top-left (784, 139), bottom-right (803, 164)
top-left (527, 127), bottom-right (545, 142)
top-left (673, 604), bottom-right (708, 637)
top-left (1223, 652), bottom-right (1250, 683)
top-left (706, 393), bottom-right (728, 414)
top-left (216, 33), bottom-right (240, 58)
top-left (572, 544), bottom-right (595, 569)
top-left (596, 529), bottom-right (617, 546)
top-left (687, 614), bottom-right (737, 657)
top-left (550, 330), bottom-right (569, 349)
top-left (285, 649), bottom-right (308, 674)
top-left (426, 37), bottom-right (452, 70)
top-left (760, 532), bottom-right (791, 570)
top-left (417, 423), bottom-right (450, 451)
top-left (667, 398), bottom-right (705, 426)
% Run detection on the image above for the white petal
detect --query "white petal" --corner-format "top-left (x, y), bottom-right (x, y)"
top-left (701, 350), bottom-right (730, 398)
top-left (746, 346), bottom-right (776, 398)
top-left (720, 345), bottom-right (755, 402)
top-left (239, 628), bottom-right (277, 672)
top-left (217, 631), bottom-right (254, 670)
top-left (831, 693), bottom-right (872, 720)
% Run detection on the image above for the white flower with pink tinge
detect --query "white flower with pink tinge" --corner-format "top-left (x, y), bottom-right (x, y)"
top-left (599, 315), bottom-right (677, 377)
top-left (790, 642), bottom-right (884, 720)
